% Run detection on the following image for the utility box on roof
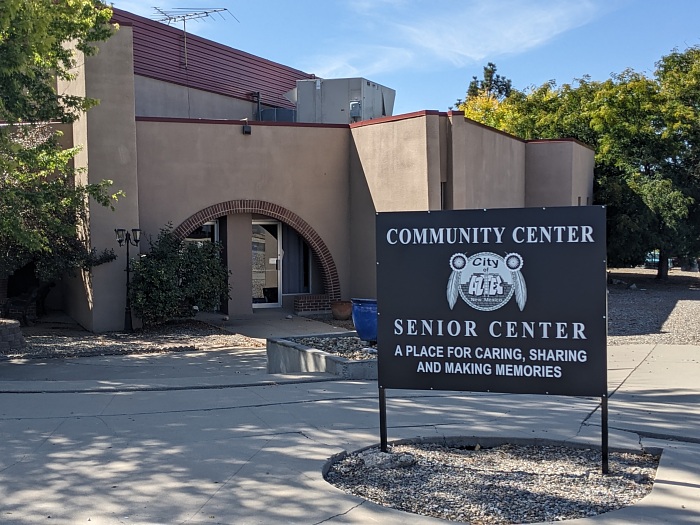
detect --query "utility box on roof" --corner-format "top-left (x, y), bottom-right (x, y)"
top-left (293, 77), bottom-right (396, 124)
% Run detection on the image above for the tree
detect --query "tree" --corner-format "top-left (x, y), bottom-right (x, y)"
top-left (0, 0), bottom-right (114, 123)
top-left (655, 47), bottom-right (700, 264)
top-left (454, 62), bottom-right (512, 109)
top-left (456, 55), bottom-right (700, 279)
top-left (130, 226), bottom-right (231, 327)
top-left (0, 1), bottom-right (117, 298)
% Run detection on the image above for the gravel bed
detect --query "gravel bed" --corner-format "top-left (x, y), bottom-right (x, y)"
top-left (7, 319), bottom-right (265, 359)
top-left (326, 442), bottom-right (658, 524)
top-left (607, 268), bottom-right (700, 345)
top-left (290, 335), bottom-right (377, 360)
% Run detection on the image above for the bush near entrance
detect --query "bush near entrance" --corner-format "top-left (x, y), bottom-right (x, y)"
top-left (130, 226), bottom-right (230, 326)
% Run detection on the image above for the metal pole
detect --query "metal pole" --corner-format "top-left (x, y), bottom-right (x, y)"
top-left (379, 386), bottom-right (388, 452)
top-left (183, 18), bottom-right (188, 69)
top-left (124, 233), bottom-right (133, 332)
top-left (602, 395), bottom-right (609, 474)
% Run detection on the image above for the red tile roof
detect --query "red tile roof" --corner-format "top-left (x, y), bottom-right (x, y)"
top-left (111, 8), bottom-right (314, 109)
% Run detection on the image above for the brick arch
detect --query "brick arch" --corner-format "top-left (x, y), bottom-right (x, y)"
top-left (173, 200), bottom-right (341, 302)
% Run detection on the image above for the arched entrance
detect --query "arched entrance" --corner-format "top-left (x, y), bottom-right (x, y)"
top-left (173, 200), bottom-right (341, 313)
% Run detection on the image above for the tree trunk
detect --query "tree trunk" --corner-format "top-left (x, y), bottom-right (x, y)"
top-left (656, 250), bottom-right (669, 280)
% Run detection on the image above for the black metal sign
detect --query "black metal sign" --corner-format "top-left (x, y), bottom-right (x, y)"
top-left (376, 206), bottom-right (607, 397)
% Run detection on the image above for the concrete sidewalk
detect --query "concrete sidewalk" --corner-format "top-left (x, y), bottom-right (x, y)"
top-left (0, 320), bottom-right (698, 523)
top-left (199, 309), bottom-right (355, 340)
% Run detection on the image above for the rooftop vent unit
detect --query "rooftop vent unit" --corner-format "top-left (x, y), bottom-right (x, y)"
top-left (293, 77), bottom-right (396, 124)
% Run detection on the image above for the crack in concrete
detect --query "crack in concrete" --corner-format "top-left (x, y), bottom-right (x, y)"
top-left (0, 376), bottom-right (343, 395)
top-left (581, 418), bottom-right (700, 445)
top-left (576, 345), bottom-right (660, 439)
top-left (311, 500), bottom-right (366, 524)
top-left (179, 441), bottom-right (268, 525)
top-left (0, 394), bottom-right (378, 421)
top-left (608, 344), bottom-right (658, 399)
top-left (0, 419), bottom-right (67, 474)
top-left (613, 425), bottom-right (700, 445)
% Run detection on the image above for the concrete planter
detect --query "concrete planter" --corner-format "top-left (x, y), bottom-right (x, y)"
top-left (267, 333), bottom-right (377, 380)
top-left (0, 319), bottom-right (27, 354)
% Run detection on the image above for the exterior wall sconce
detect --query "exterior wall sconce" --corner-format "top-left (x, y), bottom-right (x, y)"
top-left (241, 118), bottom-right (251, 135)
top-left (115, 228), bottom-right (141, 332)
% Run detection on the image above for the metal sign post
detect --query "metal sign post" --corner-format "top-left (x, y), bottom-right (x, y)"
top-left (602, 394), bottom-right (609, 474)
top-left (379, 386), bottom-right (388, 452)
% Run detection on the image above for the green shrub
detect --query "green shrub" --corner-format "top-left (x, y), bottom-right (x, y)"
top-left (130, 225), bottom-right (230, 326)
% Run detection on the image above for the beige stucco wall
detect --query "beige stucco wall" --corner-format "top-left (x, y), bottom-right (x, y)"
top-left (226, 214), bottom-right (253, 317)
top-left (135, 120), bottom-right (352, 312)
top-left (348, 114), bottom-right (444, 298)
top-left (81, 26), bottom-right (141, 332)
top-left (54, 48), bottom-right (89, 316)
top-left (571, 141), bottom-right (596, 205)
top-left (525, 140), bottom-right (595, 207)
top-left (134, 76), bottom-right (258, 120)
top-left (351, 115), bottom-right (441, 212)
top-left (448, 117), bottom-right (526, 210)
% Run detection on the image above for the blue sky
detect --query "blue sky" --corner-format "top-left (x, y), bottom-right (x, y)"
top-left (114, 0), bottom-right (700, 115)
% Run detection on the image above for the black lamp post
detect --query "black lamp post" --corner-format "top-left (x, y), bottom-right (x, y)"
top-left (115, 228), bottom-right (141, 332)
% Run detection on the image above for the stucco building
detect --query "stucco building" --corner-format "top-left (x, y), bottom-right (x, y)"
top-left (51, 8), bottom-right (594, 332)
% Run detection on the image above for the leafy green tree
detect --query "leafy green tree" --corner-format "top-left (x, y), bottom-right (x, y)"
top-left (457, 55), bottom-right (700, 279)
top-left (655, 47), bottom-right (700, 263)
top-left (459, 91), bottom-right (504, 129)
top-left (0, 1), bottom-right (117, 296)
top-left (0, 0), bottom-right (114, 123)
top-left (454, 62), bottom-right (512, 109)
top-left (130, 226), bottom-right (231, 327)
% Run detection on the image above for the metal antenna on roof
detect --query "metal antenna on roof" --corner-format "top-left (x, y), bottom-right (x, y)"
top-left (152, 7), bottom-right (238, 69)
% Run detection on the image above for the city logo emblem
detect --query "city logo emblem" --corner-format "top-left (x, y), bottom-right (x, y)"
top-left (447, 252), bottom-right (527, 311)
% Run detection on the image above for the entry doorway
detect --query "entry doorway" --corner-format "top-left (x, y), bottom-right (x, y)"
top-left (252, 221), bottom-right (282, 308)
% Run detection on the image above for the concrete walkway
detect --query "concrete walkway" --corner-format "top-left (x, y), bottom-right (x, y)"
top-left (0, 315), bottom-right (698, 524)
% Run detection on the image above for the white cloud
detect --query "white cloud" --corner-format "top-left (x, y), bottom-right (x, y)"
top-left (310, 0), bottom-right (607, 78)
top-left (397, 0), bottom-right (602, 66)
top-left (303, 46), bottom-right (414, 78)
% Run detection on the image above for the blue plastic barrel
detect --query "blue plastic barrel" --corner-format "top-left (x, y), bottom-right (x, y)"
top-left (351, 298), bottom-right (377, 343)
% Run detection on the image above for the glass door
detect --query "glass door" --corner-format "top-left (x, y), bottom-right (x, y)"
top-left (252, 221), bottom-right (282, 308)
